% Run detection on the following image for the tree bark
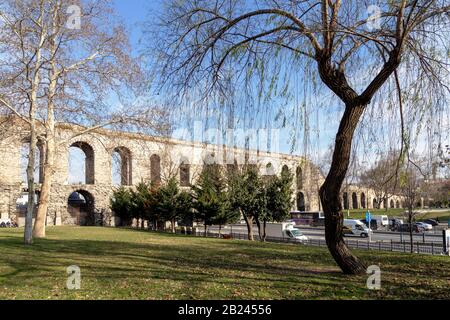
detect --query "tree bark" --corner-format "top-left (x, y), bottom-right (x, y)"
top-left (24, 2), bottom-right (46, 244)
top-left (319, 103), bottom-right (368, 275)
top-left (262, 219), bottom-right (267, 242)
top-left (33, 130), bottom-right (54, 238)
top-left (24, 125), bottom-right (37, 245)
top-left (255, 218), bottom-right (262, 241)
top-left (242, 212), bottom-right (254, 241)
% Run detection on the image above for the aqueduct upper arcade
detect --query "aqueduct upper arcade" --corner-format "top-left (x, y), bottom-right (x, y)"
top-left (0, 118), bottom-right (407, 227)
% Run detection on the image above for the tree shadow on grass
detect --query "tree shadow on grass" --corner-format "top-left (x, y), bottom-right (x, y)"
top-left (0, 228), bottom-right (448, 299)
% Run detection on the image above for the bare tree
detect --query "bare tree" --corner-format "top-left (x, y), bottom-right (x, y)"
top-left (360, 152), bottom-right (401, 210)
top-left (400, 163), bottom-right (424, 253)
top-left (149, 0), bottom-right (449, 274)
top-left (0, 0), bottom-right (168, 241)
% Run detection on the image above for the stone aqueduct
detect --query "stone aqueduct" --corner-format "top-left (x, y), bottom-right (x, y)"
top-left (0, 119), bottom-right (406, 226)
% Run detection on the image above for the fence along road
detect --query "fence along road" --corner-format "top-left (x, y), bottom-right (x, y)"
top-left (205, 225), bottom-right (446, 256)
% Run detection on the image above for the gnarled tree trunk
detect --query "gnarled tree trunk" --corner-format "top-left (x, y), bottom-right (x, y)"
top-left (319, 103), bottom-right (367, 275)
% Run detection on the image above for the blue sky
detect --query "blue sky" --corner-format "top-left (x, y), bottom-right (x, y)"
top-left (109, 0), bottom-right (340, 160)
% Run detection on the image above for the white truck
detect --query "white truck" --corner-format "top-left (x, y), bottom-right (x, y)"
top-left (264, 222), bottom-right (308, 242)
top-left (343, 219), bottom-right (371, 238)
top-left (372, 215), bottom-right (389, 228)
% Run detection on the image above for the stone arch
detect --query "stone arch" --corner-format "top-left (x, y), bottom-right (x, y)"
top-left (396, 200), bottom-right (400, 208)
top-left (343, 192), bottom-right (349, 210)
top-left (297, 192), bottom-right (306, 212)
top-left (360, 193), bottom-right (366, 209)
top-left (265, 162), bottom-right (275, 176)
top-left (296, 166), bottom-right (303, 190)
top-left (69, 141), bottom-right (95, 185)
top-left (179, 157), bottom-right (190, 187)
top-left (390, 199), bottom-right (395, 209)
top-left (281, 164), bottom-right (289, 176)
top-left (112, 147), bottom-right (132, 186)
top-left (67, 190), bottom-right (99, 226)
top-left (150, 154), bottom-right (161, 184)
top-left (352, 192), bottom-right (358, 209)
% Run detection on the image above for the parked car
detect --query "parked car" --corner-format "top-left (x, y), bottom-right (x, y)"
top-left (360, 219), bottom-right (378, 230)
top-left (414, 222), bottom-right (433, 231)
top-left (397, 223), bottom-right (421, 233)
top-left (389, 218), bottom-right (404, 231)
top-left (422, 219), bottom-right (439, 226)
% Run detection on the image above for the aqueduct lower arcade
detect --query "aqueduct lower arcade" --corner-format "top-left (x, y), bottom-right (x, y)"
top-left (0, 119), bottom-right (412, 226)
top-left (1, 120), bottom-right (330, 226)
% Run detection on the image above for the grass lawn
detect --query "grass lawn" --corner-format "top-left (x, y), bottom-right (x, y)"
top-left (345, 208), bottom-right (450, 222)
top-left (0, 227), bottom-right (449, 300)
top-left (344, 208), bottom-right (405, 220)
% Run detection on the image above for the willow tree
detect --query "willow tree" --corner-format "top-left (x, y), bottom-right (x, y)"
top-left (151, 0), bottom-right (449, 274)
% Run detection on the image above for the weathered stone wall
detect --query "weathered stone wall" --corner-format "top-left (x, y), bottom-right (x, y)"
top-left (0, 118), bottom-right (410, 227)
top-left (0, 119), bottom-right (328, 226)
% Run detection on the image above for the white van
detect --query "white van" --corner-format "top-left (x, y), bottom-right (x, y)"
top-left (372, 215), bottom-right (389, 227)
top-left (265, 222), bottom-right (308, 242)
top-left (343, 219), bottom-right (371, 238)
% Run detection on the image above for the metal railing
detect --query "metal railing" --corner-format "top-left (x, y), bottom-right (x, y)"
top-left (170, 229), bottom-right (446, 256)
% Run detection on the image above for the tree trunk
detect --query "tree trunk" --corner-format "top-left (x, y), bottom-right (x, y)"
top-left (33, 131), bottom-right (54, 238)
top-left (255, 218), bottom-right (262, 241)
top-left (219, 225), bottom-right (222, 237)
top-left (408, 209), bottom-right (414, 253)
top-left (24, 126), bottom-right (37, 245)
top-left (33, 17), bottom-right (59, 238)
top-left (204, 224), bottom-right (207, 237)
top-left (242, 213), bottom-right (254, 241)
top-left (319, 103), bottom-right (367, 275)
top-left (262, 220), bottom-right (267, 242)
top-left (171, 218), bottom-right (175, 233)
top-left (24, 6), bottom-right (45, 243)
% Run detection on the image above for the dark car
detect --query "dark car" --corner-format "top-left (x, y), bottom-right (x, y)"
top-left (397, 223), bottom-right (421, 233)
top-left (423, 219), bottom-right (439, 226)
top-left (360, 219), bottom-right (377, 230)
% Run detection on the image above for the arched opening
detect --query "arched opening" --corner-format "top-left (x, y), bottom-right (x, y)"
top-left (112, 147), bottom-right (132, 186)
top-left (373, 198), bottom-right (378, 209)
top-left (179, 158), bottom-right (190, 187)
top-left (343, 192), bottom-right (349, 210)
top-left (296, 166), bottom-right (303, 190)
top-left (352, 192), bottom-right (358, 209)
top-left (281, 165), bottom-right (289, 176)
top-left (69, 142), bottom-right (95, 185)
top-left (360, 193), bottom-right (366, 209)
top-left (383, 198), bottom-right (388, 209)
top-left (390, 199), bottom-right (395, 209)
top-left (150, 154), bottom-right (161, 184)
top-left (396, 200), bottom-right (400, 208)
top-left (20, 140), bottom-right (44, 184)
top-left (297, 192), bottom-right (306, 212)
top-left (67, 190), bottom-right (99, 226)
top-left (265, 162), bottom-right (275, 176)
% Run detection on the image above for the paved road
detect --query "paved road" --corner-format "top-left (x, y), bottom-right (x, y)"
top-left (208, 224), bottom-right (444, 244)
